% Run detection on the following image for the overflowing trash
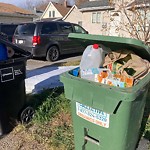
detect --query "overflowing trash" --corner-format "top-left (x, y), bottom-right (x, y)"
top-left (77, 44), bottom-right (150, 87)
top-left (61, 34), bottom-right (150, 150)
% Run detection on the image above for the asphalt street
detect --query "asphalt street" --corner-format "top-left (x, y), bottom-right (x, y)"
top-left (26, 53), bottom-right (82, 70)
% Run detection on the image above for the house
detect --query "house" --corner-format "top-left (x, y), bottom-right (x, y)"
top-left (63, 0), bottom-right (115, 35)
top-left (0, 2), bottom-right (37, 23)
top-left (62, 5), bottom-right (83, 25)
top-left (39, 1), bottom-right (71, 20)
top-left (63, 0), bottom-right (150, 42)
top-left (62, 0), bottom-right (89, 28)
top-left (35, 3), bottom-right (48, 18)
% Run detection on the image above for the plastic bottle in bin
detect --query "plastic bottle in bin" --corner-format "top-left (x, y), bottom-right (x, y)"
top-left (80, 44), bottom-right (111, 78)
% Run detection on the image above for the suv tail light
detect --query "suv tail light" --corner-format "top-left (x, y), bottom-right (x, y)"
top-left (32, 36), bottom-right (40, 46)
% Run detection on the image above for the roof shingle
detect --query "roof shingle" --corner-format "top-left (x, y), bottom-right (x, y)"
top-left (78, 0), bottom-right (112, 9)
top-left (52, 2), bottom-right (71, 17)
top-left (37, 3), bottom-right (49, 12)
top-left (0, 2), bottom-right (33, 15)
top-left (128, 0), bottom-right (150, 6)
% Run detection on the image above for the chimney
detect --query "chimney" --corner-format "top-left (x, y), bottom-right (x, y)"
top-left (33, 7), bottom-right (37, 13)
top-left (64, 0), bottom-right (67, 7)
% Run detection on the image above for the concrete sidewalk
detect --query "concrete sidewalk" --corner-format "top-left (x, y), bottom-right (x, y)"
top-left (25, 66), bottom-right (77, 94)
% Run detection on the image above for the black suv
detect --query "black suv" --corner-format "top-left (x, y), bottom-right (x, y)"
top-left (0, 23), bottom-right (18, 42)
top-left (13, 21), bottom-right (88, 61)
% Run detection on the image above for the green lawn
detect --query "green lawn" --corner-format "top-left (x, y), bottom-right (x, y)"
top-left (26, 87), bottom-right (74, 150)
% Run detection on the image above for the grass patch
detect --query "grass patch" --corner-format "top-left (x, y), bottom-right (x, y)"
top-left (56, 60), bottom-right (80, 67)
top-left (26, 87), bottom-right (74, 150)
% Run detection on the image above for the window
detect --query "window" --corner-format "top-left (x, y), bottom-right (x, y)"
top-left (92, 12), bottom-right (101, 23)
top-left (52, 11), bottom-right (55, 17)
top-left (49, 11), bottom-right (51, 18)
top-left (15, 24), bottom-right (35, 35)
top-left (59, 23), bottom-right (73, 33)
top-left (41, 23), bottom-right (58, 34)
top-left (97, 12), bottom-right (101, 23)
top-left (49, 11), bottom-right (55, 18)
top-left (92, 13), bottom-right (97, 23)
top-left (74, 24), bottom-right (87, 33)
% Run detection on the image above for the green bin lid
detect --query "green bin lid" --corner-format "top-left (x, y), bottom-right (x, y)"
top-left (68, 33), bottom-right (150, 61)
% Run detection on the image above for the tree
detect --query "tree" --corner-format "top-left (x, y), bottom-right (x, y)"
top-left (25, 0), bottom-right (50, 10)
top-left (118, 0), bottom-right (150, 45)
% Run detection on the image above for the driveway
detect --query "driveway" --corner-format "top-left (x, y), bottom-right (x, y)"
top-left (25, 54), bottom-right (81, 94)
top-left (26, 53), bottom-right (82, 70)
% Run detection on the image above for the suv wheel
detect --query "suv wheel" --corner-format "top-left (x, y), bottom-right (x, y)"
top-left (46, 46), bottom-right (60, 61)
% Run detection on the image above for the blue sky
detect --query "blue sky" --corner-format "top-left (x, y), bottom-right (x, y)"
top-left (0, 0), bottom-right (75, 8)
top-left (0, 0), bottom-right (24, 7)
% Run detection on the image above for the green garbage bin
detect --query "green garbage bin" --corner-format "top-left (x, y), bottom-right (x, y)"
top-left (60, 34), bottom-right (150, 150)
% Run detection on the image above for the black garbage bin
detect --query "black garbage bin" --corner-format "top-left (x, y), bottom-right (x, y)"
top-left (0, 36), bottom-right (33, 136)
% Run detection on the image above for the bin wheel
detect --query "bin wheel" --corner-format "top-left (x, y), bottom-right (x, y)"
top-left (20, 106), bottom-right (34, 124)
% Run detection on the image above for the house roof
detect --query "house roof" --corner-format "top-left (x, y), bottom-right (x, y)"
top-left (38, 2), bottom-right (71, 17)
top-left (78, 0), bottom-right (115, 11)
top-left (40, 2), bottom-right (71, 18)
top-left (62, 5), bottom-right (78, 20)
top-left (127, 0), bottom-right (150, 6)
top-left (37, 3), bottom-right (49, 12)
top-left (75, 0), bottom-right (89, 7)
top-left (0, 2), bottom-right (33, 15)
top-left (52, 2), bottom-right (71, 17)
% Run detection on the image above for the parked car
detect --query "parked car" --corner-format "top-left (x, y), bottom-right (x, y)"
top-left (0, 23), bottom-right (19, 42)
top-left (13, 21), bottom-right (88, 61)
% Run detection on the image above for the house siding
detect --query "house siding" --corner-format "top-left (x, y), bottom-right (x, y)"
top-left (0, 15), bottom-right (34, 23)
top-left (63, 7), bottom-right (83, 24)
top-left (82, 11), bottom-right (110, 35)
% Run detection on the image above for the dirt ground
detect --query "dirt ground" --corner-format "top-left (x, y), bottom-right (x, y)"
top-left (0, 125), bottom-right (149, 150)
top-left (0, 125), bottom-right (49, 150)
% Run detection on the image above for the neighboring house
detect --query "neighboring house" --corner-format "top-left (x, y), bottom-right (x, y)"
top-left (0, 2), bottom-right (37, 23)
top-left (35, 3), bottom-right (48, 18)
top-left (39, 2), bottom-right (71, 20)
top-left (63, 0), bottom-right (150, 41)
top-left (79, 0), bottom-right (115, 35)
top-left (63, 0), bottom-right (115, 35)
top-left (63, 5), bottom-right (83, 25)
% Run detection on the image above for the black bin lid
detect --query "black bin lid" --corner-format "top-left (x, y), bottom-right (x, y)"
top-left (0, 35), bottom-right (31, 58)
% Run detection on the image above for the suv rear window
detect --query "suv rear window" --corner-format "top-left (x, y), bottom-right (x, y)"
top-left (15, 24), bottom-right (35, 35)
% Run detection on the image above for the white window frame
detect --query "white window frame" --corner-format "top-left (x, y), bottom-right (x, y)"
top-left (52, 11), bottom-right (55, 17)
top-left (49, 11), bottom-right (51, 18)
top-left (92, 12), bottom-right (101, 23)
